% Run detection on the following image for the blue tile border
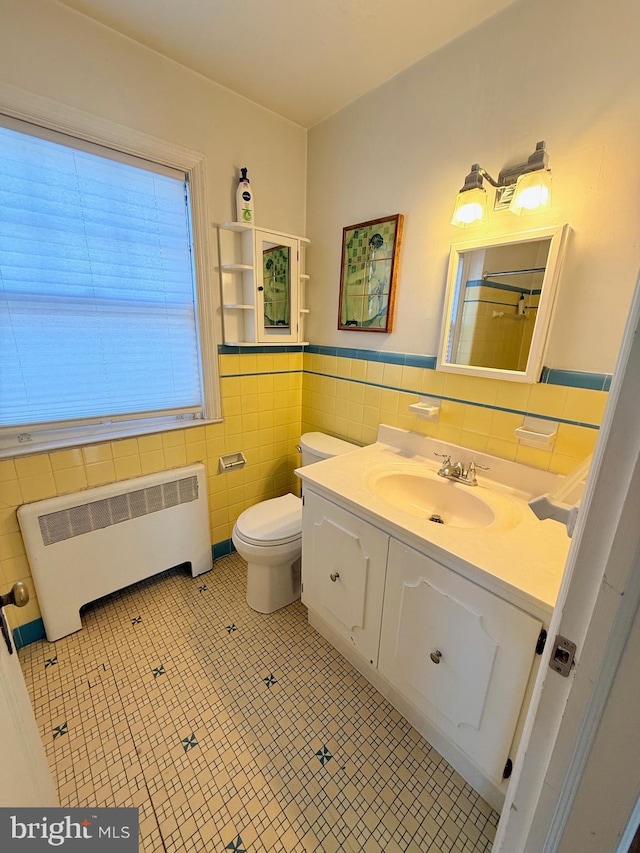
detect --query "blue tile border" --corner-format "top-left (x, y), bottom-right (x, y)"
top-left (404, 354), bottom-right (437, 369)
top-left (218, 344), bottom-right (305, 354)
top-left (465, 279), bottom-right (543, 295)
top-left (213, 539), bottom-right (236, 559)
top-left (541, 367), bottom-right (612, 391)
top-left (13, 618), bottom-right (46, 650)
top-left (307, 345), bottom-right (609, 390)
top-left (221, 370), bottom-right (301, 379)
top-left (306, 344), bottom-right (438, 370)
top-left (220, 342), bottom-right (612, 390)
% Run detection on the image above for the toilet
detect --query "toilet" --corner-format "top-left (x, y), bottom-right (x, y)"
top-left (232, 432), bottom-right (358, 613)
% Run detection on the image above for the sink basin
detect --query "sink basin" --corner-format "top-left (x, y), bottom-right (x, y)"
top-left (368, 472), bottom-right (496, 528)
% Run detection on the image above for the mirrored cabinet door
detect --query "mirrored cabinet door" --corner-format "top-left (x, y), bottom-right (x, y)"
top-left (437, 225), bottom-right (569, 383)
top-left (255, 230), bottom-right (299, 343)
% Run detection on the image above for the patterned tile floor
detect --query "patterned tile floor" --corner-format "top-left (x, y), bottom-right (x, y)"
top-left (18, 552), bottom-right (499, 852)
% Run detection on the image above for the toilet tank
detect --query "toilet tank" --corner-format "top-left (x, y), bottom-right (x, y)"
top-left (299, 432), bottom-right (358, 466)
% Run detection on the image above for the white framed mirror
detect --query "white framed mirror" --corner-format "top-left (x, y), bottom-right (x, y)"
top-left (437, 224), bottom-right (569, 383)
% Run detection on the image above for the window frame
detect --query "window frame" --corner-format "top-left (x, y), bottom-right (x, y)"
top-left (0, 90), bottom-right (221, 459)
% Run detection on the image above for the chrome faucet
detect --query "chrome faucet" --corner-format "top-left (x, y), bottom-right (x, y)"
top-left (434, 453), bottom-right (488, 486)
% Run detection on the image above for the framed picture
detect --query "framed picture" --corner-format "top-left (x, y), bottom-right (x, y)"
top-left (337, 214), bottom-right (404, 332)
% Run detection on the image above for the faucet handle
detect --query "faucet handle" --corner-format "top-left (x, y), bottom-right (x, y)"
top-left (434, 452), bottom-right (451, 463)
top-left (465, 460), bottom-right (489, 482)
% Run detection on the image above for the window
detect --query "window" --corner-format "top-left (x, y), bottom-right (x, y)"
top-left (0, 116), bottom-right (218, 456)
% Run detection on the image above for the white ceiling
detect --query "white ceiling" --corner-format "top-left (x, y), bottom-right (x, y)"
top-left (55, 0), bottom-right (518, 128)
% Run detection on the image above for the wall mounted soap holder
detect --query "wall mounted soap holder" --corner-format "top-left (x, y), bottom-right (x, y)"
top-left (409, 396), bottom-right (441, 422)
top-left (515, 416), bottom-right (558, 449)
top-left (218, 451), bottom-right (247, 473)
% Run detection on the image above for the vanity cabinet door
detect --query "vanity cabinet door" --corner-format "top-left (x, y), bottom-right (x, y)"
top-left (301, 491), bottom-right (389, 666)
top-left (379, 539), bottom-right (542, 783)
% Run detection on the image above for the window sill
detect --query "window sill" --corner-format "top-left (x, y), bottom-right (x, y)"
top-left (0, 416), bottom-right (223, 460)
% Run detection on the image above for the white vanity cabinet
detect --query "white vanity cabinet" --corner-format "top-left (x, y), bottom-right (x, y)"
top-left (379, 539), bottom-right (542, 784)
top-left (300, 485), bottom-right (547, 806)
top-left (301, 491), bottom-right (389, 666)
top-left (217, 222), bottom-right (310, 345)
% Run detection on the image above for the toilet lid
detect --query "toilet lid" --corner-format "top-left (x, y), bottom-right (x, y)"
top-left (235, 493), bottom-right (302, 546)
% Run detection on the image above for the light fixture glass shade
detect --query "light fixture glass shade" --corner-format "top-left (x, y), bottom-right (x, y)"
top-left (509, 170), bottom-right (552, 215)
top-left (451, 187), bottom-right (487, 227)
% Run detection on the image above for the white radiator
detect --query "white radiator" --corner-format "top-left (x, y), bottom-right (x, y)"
top-left (18, 463), bottom-right (212, 642)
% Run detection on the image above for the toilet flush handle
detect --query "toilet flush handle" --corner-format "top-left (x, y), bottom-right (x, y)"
top-left (330, 572), bottom-right (340, 582)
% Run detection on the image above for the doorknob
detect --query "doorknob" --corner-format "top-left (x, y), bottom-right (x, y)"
top-left (0, 582), bottom-right (30, 609)
top-left (0, 583), bottom-right (29, 655)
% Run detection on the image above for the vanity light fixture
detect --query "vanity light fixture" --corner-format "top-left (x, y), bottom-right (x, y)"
top-left (451, 141), bottom-right (552, 227)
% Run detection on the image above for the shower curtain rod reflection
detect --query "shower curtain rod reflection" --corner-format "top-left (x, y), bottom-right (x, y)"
top-left (483, 267), bottom-right (545, 279)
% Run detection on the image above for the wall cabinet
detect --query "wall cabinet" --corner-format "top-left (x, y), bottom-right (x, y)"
top-left (301, 487), bottom-right (544, 803)
top-left (217, 222), bottom-right (310, 345)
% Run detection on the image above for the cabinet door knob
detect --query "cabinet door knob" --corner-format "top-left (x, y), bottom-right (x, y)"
top-left (430, 650), bottom-right (442, 664)
top-left (330, 572), bottom-right (340, 582)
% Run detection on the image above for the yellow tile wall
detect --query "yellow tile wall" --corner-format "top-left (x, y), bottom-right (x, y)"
top-left (0, 346), bottom-right (608, 635)
top-left (302, 352), bottom-right (605, 476)
top-left (0, 351), bottom-right (303, 632)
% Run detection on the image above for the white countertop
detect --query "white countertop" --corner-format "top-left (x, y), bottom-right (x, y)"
top-left (296, 427), bottom-right (572, 620)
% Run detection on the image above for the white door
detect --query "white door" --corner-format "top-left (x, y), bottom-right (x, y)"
top-left (494, 270), bottom-right (640, 851)
top-left (0, 595), bottom-right (58, 806)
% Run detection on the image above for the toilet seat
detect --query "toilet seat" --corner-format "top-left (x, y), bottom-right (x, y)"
top-left (234, 493), bottom-right (302, 547)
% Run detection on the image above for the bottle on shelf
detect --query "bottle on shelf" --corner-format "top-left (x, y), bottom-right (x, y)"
top-left (235, 167), bottom-right (254, 224)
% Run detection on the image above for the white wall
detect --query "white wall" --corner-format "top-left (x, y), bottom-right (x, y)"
top-left (307, 0), bottom-right (640, 373)
top-left (3, 0), bottom-right (639, 374)
top-left (0, 0), bottom-right (307, 341)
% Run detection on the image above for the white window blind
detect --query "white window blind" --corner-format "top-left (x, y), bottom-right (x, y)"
top-left (0, 119), bottom-right (205, 441)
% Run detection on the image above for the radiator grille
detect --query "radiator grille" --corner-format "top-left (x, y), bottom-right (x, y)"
top-left (38, 475), bottom-right (199, 546)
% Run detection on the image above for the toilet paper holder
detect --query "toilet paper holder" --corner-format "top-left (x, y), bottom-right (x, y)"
top-left (218, 451), bottom-right (247, 473)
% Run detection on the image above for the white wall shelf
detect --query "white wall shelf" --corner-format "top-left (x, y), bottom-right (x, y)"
top-left (219, 221), bottom-right (253, 233)
top-left (221, 263), bottom-right (253, 272)
top-left (217, 222), bottom-right (310, 346)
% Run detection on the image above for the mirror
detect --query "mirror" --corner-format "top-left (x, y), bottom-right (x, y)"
top-left (262, 241), bottom-right (291, 330)
top-left (437, 225), bottom-right (569, 383)
top-left (254, 228), bottom-right (299, 342)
